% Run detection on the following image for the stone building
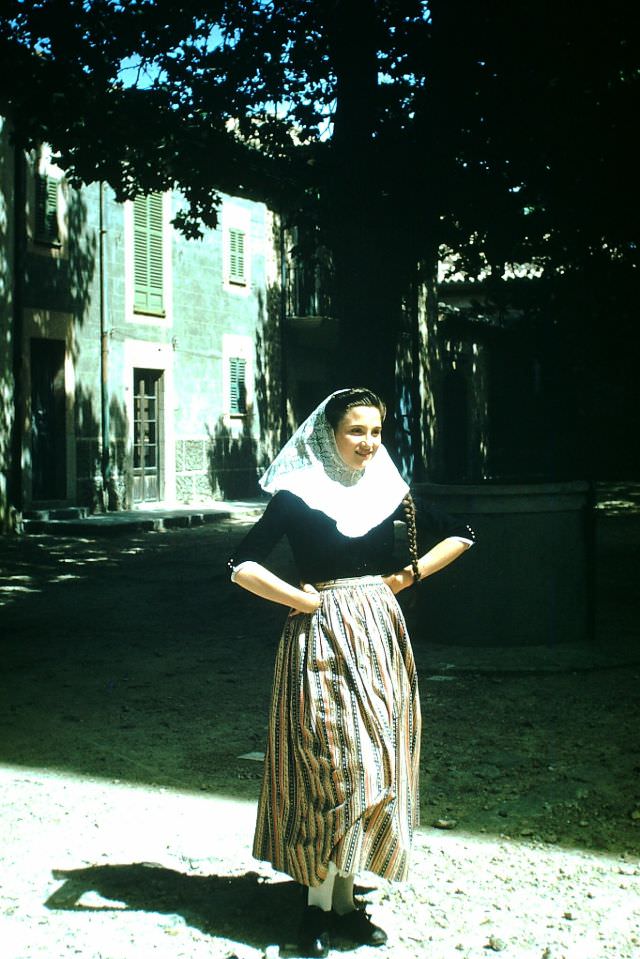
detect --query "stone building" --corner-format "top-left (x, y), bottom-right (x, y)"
top-left (1, 117), bottom-right (284, 527)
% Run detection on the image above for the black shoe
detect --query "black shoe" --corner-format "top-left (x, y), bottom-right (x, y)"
top-left (333, 907), bottom-right (388, 947)
top-left (298, 905), bottom-right (332, 958)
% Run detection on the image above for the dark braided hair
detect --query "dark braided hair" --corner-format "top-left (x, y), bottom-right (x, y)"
top-left (402, 493), bottom-right (421, 583)
top-left (324, 388), bottom-right (386, 431)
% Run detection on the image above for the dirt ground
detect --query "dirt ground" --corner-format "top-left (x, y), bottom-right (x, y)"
top-left (0, 508), bottom-right (639, 958)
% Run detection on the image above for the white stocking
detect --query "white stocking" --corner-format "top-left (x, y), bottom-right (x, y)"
top-left (307, 868), bottom-right (336, 912)
top-left (332, 873), bottom-right (356, 915)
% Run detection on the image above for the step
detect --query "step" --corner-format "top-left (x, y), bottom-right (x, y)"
top-left (23, 507), bottom-right (89, 521)
top-left (22, 508), bottom-right (233, 537)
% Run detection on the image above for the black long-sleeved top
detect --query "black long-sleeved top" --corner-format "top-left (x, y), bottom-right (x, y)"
top-left (228, 491), bottom-right (475, 583)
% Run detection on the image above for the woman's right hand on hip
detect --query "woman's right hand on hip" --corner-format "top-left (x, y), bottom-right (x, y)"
top-left (290, 583), bottom-right (321, 615)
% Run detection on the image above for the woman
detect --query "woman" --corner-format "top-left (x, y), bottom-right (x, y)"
top-left (228, 388), bottom-right (475, 957)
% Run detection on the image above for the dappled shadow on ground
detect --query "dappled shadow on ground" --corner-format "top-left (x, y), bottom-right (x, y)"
top-left (595, 481), bottom-right (640, 516)
top-left (0, 532), bottom-right (152, 611)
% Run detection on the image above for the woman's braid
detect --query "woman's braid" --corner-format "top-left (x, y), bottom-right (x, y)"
top-left (402, 493), bottom-right (421, 583)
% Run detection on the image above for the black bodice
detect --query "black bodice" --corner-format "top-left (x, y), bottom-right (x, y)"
top-left (229, 491), bottom-right (474, 583)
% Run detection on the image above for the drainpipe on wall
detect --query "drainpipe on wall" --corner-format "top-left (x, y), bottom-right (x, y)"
top-left (99, 181), bottom-right (110, 508)
top-left (9, 141), bottom-right (26, 531)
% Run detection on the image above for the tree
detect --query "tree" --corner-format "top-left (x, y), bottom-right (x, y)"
top-left (2, 0), bottom-right (639, 454)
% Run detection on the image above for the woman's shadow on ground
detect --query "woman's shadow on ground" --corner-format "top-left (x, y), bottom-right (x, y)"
top-left (46, 863), bottom-right (301, 950)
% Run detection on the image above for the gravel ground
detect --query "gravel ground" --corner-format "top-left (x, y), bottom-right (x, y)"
top-left (1, 765), bottom-right (638, 959)
top-left (0, 510), bottom-right (639, 958)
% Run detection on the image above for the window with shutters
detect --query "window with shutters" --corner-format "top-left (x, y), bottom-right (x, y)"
top-left (229, 357), bottom-right (247, 415)
top-left (227, 228), bottom-right (246, 285)
top-left (133, 193), bottom-right (165, 315)
top-left (35, 174), bottom-right (60, 246)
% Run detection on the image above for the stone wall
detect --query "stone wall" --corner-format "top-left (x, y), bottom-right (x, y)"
top-left (175, 438), bottom-right (212, 504)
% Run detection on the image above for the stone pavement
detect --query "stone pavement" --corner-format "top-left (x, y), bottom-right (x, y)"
top-left (20, 500), bottom-right (266, 535)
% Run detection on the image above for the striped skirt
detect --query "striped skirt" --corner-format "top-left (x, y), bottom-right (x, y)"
top-left (252, 576), bottom-right (421, 887)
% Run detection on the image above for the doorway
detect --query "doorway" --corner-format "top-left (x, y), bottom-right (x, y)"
top-left (133, 368), bottom-right (164, 503)
top-left (30, 338), bottom-right (67, 501)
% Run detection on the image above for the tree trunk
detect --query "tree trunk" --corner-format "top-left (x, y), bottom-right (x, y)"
top-left (324, 1), bottom-right (401, 422)
top-left (9, 141), bottom-right (26, 527)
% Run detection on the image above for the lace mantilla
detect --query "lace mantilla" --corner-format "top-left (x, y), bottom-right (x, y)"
top-left (259, 390), bottom-right (409, 538)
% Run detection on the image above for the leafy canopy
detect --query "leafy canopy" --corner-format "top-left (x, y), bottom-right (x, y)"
top-left (1, 0), bottom-right (638, 267)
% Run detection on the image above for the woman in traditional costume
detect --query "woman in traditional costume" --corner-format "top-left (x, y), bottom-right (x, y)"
top-left (229, 388), bottom-right (475, 957)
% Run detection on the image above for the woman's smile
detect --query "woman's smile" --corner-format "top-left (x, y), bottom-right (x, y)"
top-left (333, 406), bottom-right (383, 470)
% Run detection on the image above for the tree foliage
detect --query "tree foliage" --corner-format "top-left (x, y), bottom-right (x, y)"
top-left (2, 3), bottom-right (636, 247)
top-left (2, 0), bottom-right (639, 399)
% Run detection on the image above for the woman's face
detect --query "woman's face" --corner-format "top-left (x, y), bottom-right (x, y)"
top-left (333, 405), bottom-right (382, 470)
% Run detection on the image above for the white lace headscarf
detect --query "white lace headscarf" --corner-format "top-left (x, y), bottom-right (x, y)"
top-left (259, 389), bottom-right (409, 537)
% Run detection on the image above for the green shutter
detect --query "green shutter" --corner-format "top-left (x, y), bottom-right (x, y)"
top-left (229, 357), bottom-right (247, 414)
top-left (228, 228), bottom-right (246, 284)
top-left (134, 193), bottom-right (165, 314)
top-left (35, 174), bottom-right (60, 245)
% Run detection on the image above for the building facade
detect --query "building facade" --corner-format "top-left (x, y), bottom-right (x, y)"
top-left (1, 120), bottom-right (284, 527)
